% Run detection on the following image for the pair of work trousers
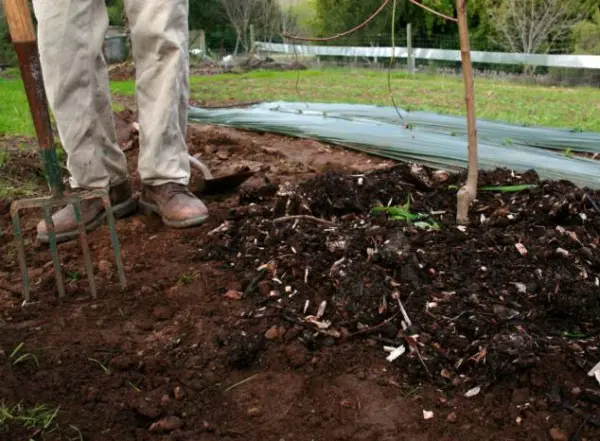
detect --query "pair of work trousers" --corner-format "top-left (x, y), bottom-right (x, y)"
top-left (32, 0), bottom-right (191, 189)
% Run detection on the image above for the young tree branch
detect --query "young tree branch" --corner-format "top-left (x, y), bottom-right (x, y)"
top-left (455, 0), bottom-right (478, 225)
top-left (408, 0), bottom-right (457, 23)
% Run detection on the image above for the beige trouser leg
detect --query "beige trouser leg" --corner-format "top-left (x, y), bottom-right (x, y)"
top-left (125, 0), bottom-right (191, 186)
top-left (32, 0), bottom-right (128, 189)
top-left (32, 0), bottom-right (190, 189)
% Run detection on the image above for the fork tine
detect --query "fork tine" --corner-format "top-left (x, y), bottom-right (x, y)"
top-left (42, 206), bottom-right (66, 298)
top-left (11, 208), bottom-right (30, 302)
top-left (101, 195), bottom-right (126, 289)
top-left (73, 196), bottom-right (97, 298)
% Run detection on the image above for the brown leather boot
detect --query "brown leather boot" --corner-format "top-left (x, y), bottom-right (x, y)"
top-left (36, 180), bottom-right (137, 244)
top-left (139, 182), bottom-right (208, 228)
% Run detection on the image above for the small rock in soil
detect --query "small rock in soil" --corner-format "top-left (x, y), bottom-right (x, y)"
top-left (446, 412), bottom-right (457, 423)
top-left (149, 416), bottom-right (183, 433)
top-left (265, 325), bottom-right (284, 340)
top-left (224, 290), bottom-right (242, 300)
top-left (174, 386), bottom-right (184, 401)
top-left (246, 407), bottom-right (261, 417)
top-left (548, 427), bottom-right (568, 441)
top-left (97, 260), bottom-right (112, 274)
top-left (160, 395), bottom-right (171, 407)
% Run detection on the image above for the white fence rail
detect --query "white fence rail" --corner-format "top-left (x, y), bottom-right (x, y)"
top-left (256, 42), bottom-right (600, 70)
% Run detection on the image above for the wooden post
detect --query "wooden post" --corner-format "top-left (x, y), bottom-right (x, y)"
top-left (407, 23), bottom-right (415, 75)
top-left (199, 29), bottom-right (207, 56)
top-left (455, 0), bottom-right (478, 225)
top-left (249, 24), bottom-right (255, 53)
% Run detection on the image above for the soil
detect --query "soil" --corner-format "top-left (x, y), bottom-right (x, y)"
top-left (1, 109), bottom-right (600, 441)
top-left (108, 57), bottom-right (306, 82)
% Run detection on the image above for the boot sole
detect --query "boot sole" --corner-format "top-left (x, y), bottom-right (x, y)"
top-left (36, 198), bottom-right (139, 244)
top-left (138, 199), bottom-right (209, 228)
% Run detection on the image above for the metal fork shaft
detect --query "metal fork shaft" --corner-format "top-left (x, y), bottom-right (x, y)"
top-left (42, 206), bottom-right (65, 298)
top-left (73, 196), bottom-right (97, 298)
top-left (101, 195), bottom-right (126, 289)
top-left (11, 210), bottom-right (30, 302)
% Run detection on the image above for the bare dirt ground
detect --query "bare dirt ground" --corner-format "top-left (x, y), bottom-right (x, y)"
top-left (1, 109), bottom-right (600, 441)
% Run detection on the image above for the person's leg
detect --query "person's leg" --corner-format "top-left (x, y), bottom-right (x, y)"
top-left (33, 0), bottom-right (136, 243)
top-left (124, 0), bottom-right (208, 227)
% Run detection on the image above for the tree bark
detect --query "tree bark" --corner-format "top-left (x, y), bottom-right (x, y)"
top-left (455, 0), bottom-right (478, 225)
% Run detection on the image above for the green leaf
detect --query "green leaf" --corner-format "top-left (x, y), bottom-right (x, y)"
top-left (479, 184), bottom-right (537, 192)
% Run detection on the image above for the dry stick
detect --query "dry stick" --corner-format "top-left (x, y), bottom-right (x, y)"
top-left (413, 344), bottom-right (432, 377)
top-left (224, 374), bottom-right (260, 392)
top-left (349, 312), bottom-right (400, 337)
top-left (455, 0), bottom-right (478, 225)
top-left (394, 295), bottom-right (431, 377)
top-left (272, 215), bottom-right (336, 226)
top-left (395, 296), bottom-right (413, 328)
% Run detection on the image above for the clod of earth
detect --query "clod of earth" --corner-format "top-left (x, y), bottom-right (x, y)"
top-left (149, 416), bottom-right (183, 433)
top-left (548, 427), bottom-right (568, 441)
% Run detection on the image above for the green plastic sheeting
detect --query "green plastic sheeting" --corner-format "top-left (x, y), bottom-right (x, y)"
top-left (260, 102), bottom-right (600, 154)
top-left (188, 102), bottom-right (600, 190)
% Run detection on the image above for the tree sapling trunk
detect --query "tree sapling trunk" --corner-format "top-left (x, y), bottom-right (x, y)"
top-left (455, 0), bottom-right (478, 225)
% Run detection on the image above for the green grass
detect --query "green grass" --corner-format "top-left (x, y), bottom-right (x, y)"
top-left (189, 69), bottom-right (600, 132)
top-left (0, 178), bottom-right (40, 198)
top-left (9, 342), bottom-right (40, 368)
top-left (0, 78), bottom-right (36, 137)
top-left (0, 78), bottom-right (136, 137)
top-left (109, 80), bottom-right (135, 96)
top-left (0, 401), bottom-right (82, 440)
top-left (0, 402), bottom-right (60, 433)
top-left (1, 69), bottom-right (599, 138)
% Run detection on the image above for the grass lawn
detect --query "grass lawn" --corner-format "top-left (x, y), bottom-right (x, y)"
top-left (189, 69), bottom-right (600, 131)
top-left (1, 68), bottom-right (599, 138)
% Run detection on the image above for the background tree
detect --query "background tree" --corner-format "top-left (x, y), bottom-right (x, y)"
top-left (572, 7), bottom-right (600, 54)
top-left (219, 0), bottom-right (260, 54)
top-left (189, 0), bottom-right (238, 54)
top-left (487, 0), bottom-right (596, 56)
top-left (312, 0), bottom-right (490, 48)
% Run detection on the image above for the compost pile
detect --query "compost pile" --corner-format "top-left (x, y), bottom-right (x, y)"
top-left (203, 165), bottom-right (600, 392)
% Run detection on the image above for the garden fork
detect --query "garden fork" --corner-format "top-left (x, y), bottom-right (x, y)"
top-left (4, 0), bottom-right (126, 301)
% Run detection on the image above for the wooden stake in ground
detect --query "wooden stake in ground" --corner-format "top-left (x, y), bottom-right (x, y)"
top-left (455, 0), bottom-right (478, 225)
